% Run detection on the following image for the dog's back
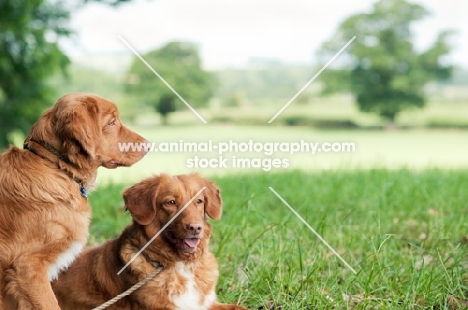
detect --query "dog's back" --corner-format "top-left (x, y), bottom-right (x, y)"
top-left (53, 241), bottom-right (130, 310)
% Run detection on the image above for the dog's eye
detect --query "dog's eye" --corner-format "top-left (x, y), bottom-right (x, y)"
top-left (108, 119), bottom-right (116, 126)
top-left (167, 200), bottom-right (176, 205)
top-left (196, 199), bottom-right (203, 204)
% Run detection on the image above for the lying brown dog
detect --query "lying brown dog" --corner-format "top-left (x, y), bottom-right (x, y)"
top-left (52, 174), bottom-right (248, 310)
top-left (0, 93), bottom-right (148, 309)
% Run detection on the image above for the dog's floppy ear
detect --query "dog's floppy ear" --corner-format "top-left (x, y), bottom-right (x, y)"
top-left (203, 179), bottom-right (222, 220)
top-left (123, 178), bottom-right (159, 225)
top-left (54, 96), bottom-right (100, 158)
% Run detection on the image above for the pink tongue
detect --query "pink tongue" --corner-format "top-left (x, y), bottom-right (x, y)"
top-left (184, 238), bottom-right (200, 247)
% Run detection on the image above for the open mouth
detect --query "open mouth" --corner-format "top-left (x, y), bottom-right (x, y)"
top-left (107, 160), bottom-right (124, 168)
top-left (164, 231), bottom-right (200, 253)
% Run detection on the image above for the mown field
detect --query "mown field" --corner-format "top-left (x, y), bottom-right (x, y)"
top-left (89, 169), bottom-right (468, 309)
top-left (127, 99), bottom-right (468, 129)
top-left (95, 124), bottom-right (468, 185)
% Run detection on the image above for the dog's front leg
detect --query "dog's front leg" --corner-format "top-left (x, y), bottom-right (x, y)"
top-left (4, 255), bottom-right (61, 310)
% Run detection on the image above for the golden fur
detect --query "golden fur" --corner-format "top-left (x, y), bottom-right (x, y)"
top-left (52, 174), bottom-right (248, 310)
top-left (0, 93), bottom-right (147, 309)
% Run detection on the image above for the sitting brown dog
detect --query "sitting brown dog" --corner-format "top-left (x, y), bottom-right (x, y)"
top-left (52, 174), bottom-right (248, 310)
top-left (0, 93), bottom-right (148, 309)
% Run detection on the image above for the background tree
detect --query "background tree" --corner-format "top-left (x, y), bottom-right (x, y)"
top-left (0, 0), bottom-right (134, 149)
top-left (318, 0), bottom-right (454, 124)
top-left (0, 0), bottom-right (71, 148)
top-left (126, 41), bottom-right (215, 125)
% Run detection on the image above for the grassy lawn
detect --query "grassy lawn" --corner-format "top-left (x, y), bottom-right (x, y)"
top-left (95, 125), bottom-right (468, 185)
top-left (89, 169), bottom-right (468, 309)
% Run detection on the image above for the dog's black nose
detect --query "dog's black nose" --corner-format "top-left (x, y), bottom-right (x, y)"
top-left (187, 223), bottom-right (203, 235)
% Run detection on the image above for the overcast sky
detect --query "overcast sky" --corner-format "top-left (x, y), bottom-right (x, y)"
top-left (62, 0), bottom-right (468, 69)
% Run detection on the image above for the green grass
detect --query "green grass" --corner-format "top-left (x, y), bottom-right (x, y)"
top-left (95, 125), bottom-right (468, 185)
top-left (89, 169), bottom-right (468, 309)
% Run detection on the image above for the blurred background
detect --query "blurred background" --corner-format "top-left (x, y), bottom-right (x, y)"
top-left (1, 0), bottom-right (468, 183)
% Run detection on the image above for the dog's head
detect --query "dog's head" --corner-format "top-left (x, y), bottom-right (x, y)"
top-left (25, 93), bottom-right (148, 170)
top-left (123, 173), bottom-right (222, 254)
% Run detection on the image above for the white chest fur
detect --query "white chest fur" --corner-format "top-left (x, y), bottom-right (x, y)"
top-left (48, 241), bottom-right (84, 281)
top-left (172, 262), bottom-right (216, 310)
